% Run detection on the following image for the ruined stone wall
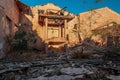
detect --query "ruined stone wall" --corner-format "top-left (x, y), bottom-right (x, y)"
top-left (0, 0), bottom-right (19, 25)
top-left (0, 0), bottom-right (19, 58)
top-left (0, 0), bottom-right (20, 34)
top-left (0, 0), bottom-right (19, 37)
top-left (68, 16), bottom-right (79, 44)
top-left (77, 7), bottom-right (120, 43)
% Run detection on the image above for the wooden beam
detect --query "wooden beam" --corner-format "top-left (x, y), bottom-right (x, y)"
top-left (39, 14), bottom-right (74, 20)
top-left (45, 18), bottom-right (48, 40)
top-left (64, 19), bottom-right (67, 39)
top-left (59, 25), bottom-right (61, 38)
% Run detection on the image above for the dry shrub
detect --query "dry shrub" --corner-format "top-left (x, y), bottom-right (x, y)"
top-left (69, 46), bottom-right (83, 59)
top-left (69, 46), bottom-right (93, 59)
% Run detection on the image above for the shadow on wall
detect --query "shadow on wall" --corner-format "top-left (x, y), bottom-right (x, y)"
top-left (0, 8), bottom-right (6, 59)
top-left (11, 8), bottom-right (46, 52)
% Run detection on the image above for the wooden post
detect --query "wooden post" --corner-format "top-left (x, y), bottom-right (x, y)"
top-left (59, 25), bottom-right (61, 38)
top-left (64, 19), bottom-right (67, 39)
top-left (45, 18), bottom-right (48, 40)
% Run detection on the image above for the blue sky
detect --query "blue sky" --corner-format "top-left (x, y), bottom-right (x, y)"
top-left (20, 0), bottom-right (120, 15)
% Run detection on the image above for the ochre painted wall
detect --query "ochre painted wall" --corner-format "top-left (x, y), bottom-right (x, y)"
top-left (20, 3), bottom-right (79, 49)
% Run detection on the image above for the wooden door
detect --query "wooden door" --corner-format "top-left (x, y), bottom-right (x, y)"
top-left (48, 28), bottom-right (59, 39)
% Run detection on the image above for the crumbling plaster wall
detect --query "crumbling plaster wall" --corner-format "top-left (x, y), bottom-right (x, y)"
top-left (77, 7), bottom-right (120, 42)
top-left (0, 0), bottom-right (19, 25)
top-left (68, 16), bottom-right (79, 44)
top-left (0, 0), bottom-right (19, 36)
top-left (0, 0), bottom-right (19, 58)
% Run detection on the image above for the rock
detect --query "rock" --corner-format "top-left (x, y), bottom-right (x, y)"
top-left (4, 72), bottom-right (15, 80)
top-left (58, 54), bottom-right (68, 60)
top-left (43, 69), bottom-right (55, 77)
top-left (92, 54), bottom-right (103, 59)
top-left (60, 67), bottom-right (90, 76)
top-left (103, 52), bottom-right (120, 61)
top-left (29, 68), bottom-right (39, 74)
top-left (43, 68), bottom-right (61, 77)
top-left (107, 75), bottom-right (120, 80)
top-left (30, 75), bottom-right (75, 80)
top-left (49, 75), bottom-right (75, 80)
top-left (15, 75), bottom-right (21, 80)
top-left (75, 75), bottom-right (84, 79)
top-left (29, 76), bottom-right (47, 80)
top-left (82, 50), bottom-right (93, 58)
top-left (0, 49), bottom-right (5, 59)
top-left (0, 64), bottom-right (4, 70)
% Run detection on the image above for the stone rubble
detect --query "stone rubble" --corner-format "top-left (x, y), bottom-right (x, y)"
top-left (30, 75), bottom-right (75, 80)
top-left (0, 59), bottom-right (119, 80)
top-left (0, 40), bottom-right (120, 80)
top-left (107, 75), bottom-right (120, 80)
top-left (60, 67), bottom-right (91, 75)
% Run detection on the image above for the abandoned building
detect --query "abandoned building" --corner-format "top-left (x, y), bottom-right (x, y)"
top-left (0, 0), bottom-right (120, 59)
top-left (78, 7), bottom-right (120, 45)
top-left (18, 5), bottom-right (120, 52)
top-left (19, 3), bottom-right (79, 51)
top-left (0, 1), bottom-right (120, 80)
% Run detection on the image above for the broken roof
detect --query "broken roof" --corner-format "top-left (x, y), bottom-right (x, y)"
top-left (33, 3), bottom-right (75, 16)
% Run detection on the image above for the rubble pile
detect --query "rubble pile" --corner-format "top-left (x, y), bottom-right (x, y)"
top-left (0, 59), bottom-right (119, 80)
top-left (68, 39), bottom-right (107, 59)
top-left (0, 38), bottom-right (119, 80)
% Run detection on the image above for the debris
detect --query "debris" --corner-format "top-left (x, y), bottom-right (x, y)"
top-left (0, 59), bottom-right (119, 80)
top-left (107, 75), bottom-right (120, 80)
top-left (30, 75), bottom-right (75, 80)
top-left (60, 67), bottom-right (91, 76)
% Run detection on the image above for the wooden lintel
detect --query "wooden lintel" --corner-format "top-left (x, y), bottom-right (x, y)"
top-left (39, 14), bottom-right (74, 20)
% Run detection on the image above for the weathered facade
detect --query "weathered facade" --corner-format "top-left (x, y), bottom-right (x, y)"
top-left (20, 3), bottom-right (79, 50)
top-left (78, 7), bottom-right (120, 45)
top-left (0, 0), bottom-right (20, 58)
top-left (0, 1), bottom-right (120, 56)
top-left (92, 22), bottom-right (120, 47)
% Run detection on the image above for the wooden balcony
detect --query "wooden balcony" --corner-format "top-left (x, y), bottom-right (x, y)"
top-left (38, 9), bottom-right (74, 26)
top-left (38, 14), bottom-right (74, 25)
